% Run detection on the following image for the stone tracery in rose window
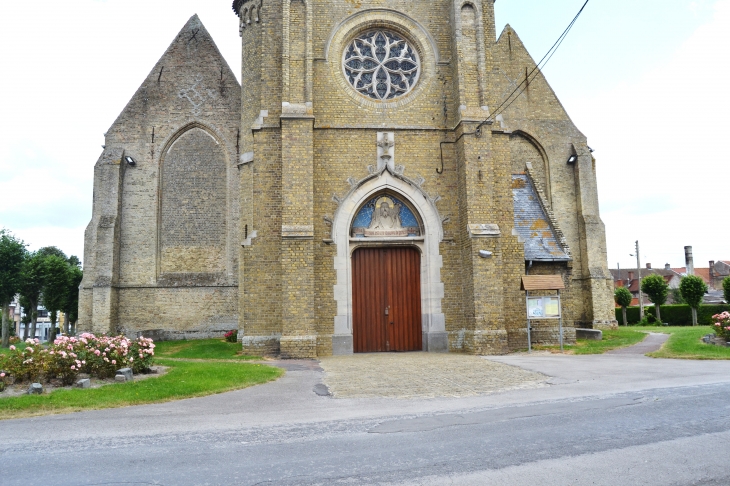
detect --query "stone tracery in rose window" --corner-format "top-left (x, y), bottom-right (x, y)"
top-left (343, 30), bottom-right (420, 101)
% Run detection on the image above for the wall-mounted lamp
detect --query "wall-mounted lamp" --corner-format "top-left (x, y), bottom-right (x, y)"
top-left (479, 250), bottom-right (493, 258)
top-left (124, 155), bottom-right (136, 166)
top-left (566, 144), bottom-right (578, 164)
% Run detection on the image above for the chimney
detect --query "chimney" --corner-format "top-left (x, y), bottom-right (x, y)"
top-left (646, 263), bottom-right (652, 269)
top-left (684, 246), bottom-right (694, 275)
top-left (710, 261), bottom-right (715, 278)
top-left (665, 263), bottom-right (671, 270)
top-left (628, 271), bottom-right (634, 281)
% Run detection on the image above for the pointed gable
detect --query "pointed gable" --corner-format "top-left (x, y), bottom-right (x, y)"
top-left (492, 25), bottom-right (574, 126)
top-left (104, 14), bottom-right (241, 147)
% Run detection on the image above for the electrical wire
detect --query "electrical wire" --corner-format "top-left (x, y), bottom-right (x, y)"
top-left (476, 0), bottom-right (590, 134)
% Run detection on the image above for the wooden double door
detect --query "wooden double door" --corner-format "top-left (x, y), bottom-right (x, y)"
top-left (352, 247), bottom-right (422, 353)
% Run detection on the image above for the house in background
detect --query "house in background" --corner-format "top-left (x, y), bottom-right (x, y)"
top-left (671, 266), bottom-right (711, 287)
top-left (709, 261), bottom-right (730, 290)
top-left (611, 263), bottom-right (682, 307)
top-left (14, 304), bottom-right (56, 342)
top-left (8, 295), bottom-right (21, 336)
top-left (613, 261), bottom-right (729, 306)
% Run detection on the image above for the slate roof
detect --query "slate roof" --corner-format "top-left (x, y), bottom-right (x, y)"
top-left (610, 268), bottom-right (681, 281)
top-left (611, 268), bottom-right (681, 293)
top-left (512, 174), bottom-right (570, 262)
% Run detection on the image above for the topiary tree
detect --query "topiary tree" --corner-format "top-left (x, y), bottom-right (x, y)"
top-left (641, 274), bottom-right (669, 322)
top-left (614, 286), bottom-right (633, 326)
top-left (723, 277), bottom-right (730, 305)
top-left (679, 275), bottom-right (708, 326)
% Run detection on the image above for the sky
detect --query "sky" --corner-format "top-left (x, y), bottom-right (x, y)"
top-left (0, 0), bottom-right (727, 272)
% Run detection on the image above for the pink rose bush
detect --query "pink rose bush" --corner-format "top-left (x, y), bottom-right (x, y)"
top-left (0, 339), bottom-right (45, 384)
top-left (0, 334), bottom-right (155, 386)
top-left (712, 312), bottom-right (730, 341)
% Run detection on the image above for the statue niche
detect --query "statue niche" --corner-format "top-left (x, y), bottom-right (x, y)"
top-left (351, 195), bottom-right (421, 238)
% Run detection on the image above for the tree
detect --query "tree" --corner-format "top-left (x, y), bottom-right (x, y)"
top-left (61, 260), bottom-right (83, 335)
top-left (641, 274), bottom-right (669, 322)
top-left (679, 275), bottom-right (708, 326)
top-left (723, 277), bottom-right (730, 305)
top-left (37, 246), bottom-right (68, 260)
top-left (41, 255), bottom-right (71, 342)
top-left (614, 286), bottom-right (633, 326)
top-left (18, 251), bottom-right (46, 341)
top-left (670, 287), bottom-right (685, 305)
top-left (0, 229), bottom-right (27, 347)
top-left (19, 294), bottom-right (32, 340)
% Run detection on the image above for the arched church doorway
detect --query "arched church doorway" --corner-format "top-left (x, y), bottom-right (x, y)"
top-left (352, 246), bottom-right (422, 352)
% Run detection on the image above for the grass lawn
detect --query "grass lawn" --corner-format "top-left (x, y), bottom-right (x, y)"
top-left (642, 326), bottom-right (730, 360)
top-left (533, 328), bottom-right (648, 355)
top-left (154, 338), bottom-right (260, 360)
top-left (0, 340), bottom-right (283, 420)
top-left (534, 326), bottom-right (730, 360)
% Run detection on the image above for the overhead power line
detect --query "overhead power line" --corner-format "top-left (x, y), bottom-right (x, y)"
top-left (476, 0), bottom-right (590, 135)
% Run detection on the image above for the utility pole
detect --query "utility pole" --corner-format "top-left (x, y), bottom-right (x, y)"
top-left (634, 240), bottom-right (644, 320)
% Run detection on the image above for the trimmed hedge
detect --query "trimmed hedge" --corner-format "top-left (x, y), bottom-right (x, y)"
top-left (615, 304), bottom-right (730, 326)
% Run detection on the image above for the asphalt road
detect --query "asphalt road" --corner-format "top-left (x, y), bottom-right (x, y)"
top-left (2, 352), bottom-right (730, 485)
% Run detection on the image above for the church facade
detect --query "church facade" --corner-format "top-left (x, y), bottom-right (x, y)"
top-left (79, 0), bottom-right (617, 357)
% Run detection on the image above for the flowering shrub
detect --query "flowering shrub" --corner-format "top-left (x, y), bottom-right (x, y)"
top-left (1, 339), bottom-right (46, 383)
top-left (224, 330), bottom-right (238, 343)
top-left (712, 312), bottom-right (730, 341)
top-left (0, 334), bottom-right (155, 385)
top-left (74, 333), bottom-right (155, 378)
top-left (130, 336), bottom-right (155, 374)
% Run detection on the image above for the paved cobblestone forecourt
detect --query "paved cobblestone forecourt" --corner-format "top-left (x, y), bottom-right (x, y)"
top-left (320, 353), bottom-right (547, 399)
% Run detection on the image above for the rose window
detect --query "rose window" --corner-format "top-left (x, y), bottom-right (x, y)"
top-left (343, 30), bottom-right (420, 101)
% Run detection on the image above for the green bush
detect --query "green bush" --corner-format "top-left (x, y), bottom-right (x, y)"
top-left (615, 304), bottom-right (730, 326)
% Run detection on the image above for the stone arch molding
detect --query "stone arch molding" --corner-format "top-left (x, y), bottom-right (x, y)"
top-left (158, 121), bottom-right (231, 163)
top-left (510, 129), bottom-right (552, 204)
top-left (156, 121), bottom-right (236, 281)
top-left (330, 166), bottom-right (447, 354)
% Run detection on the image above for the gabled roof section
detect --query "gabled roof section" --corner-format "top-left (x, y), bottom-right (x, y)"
top-left (512, 174), bottom-right (571, 262)
top-left (672, 267), bottom-right (711, 285)
top-left (493, 24), bottom-right (580, 132)
top-left (105, 14), bottom-right (240, 138)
